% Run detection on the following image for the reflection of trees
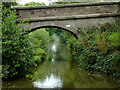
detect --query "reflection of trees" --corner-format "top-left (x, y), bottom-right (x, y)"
top-left (33, 44), bottom-right (69, 81)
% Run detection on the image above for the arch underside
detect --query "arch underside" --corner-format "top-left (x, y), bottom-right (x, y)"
top-left (28, 25), bottom-right (78, 39)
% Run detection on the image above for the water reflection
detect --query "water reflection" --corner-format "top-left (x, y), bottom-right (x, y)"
top-left (33, 73), bottom-right (62, 88)
top-left (32, 42), bottom-right (119, 88)
top-left (51, 44), bottom-right (56, 52)
top-left (52, 58), bottom-right (54, 63)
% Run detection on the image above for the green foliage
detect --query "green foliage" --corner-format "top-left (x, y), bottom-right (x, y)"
top-left (25, 2), bottom-right (45, 6)
top-left (33, 48), bottom-right (45, 55)
top-left (2, 2), bottom-right (17, 8)
top-left (29, 28), bottom-right (50, 51)
top-left (59, 30), bottom-right (75, 43)
top-left (67, 37), bottom-right (77, 51)
top-left (29, 29), bottom-right (50, 64)
top-left (2, 9), bottom-right (36, 78)
top-left (67, 22), bottom-right (120, 78)
top-left (46, 27), bottom-right (75, 44)
top-left (33, 48), bottom-right (47, 64)
top-left (108, 32), bottom-right (119, 47)
top-left (2, 2), bottom-right (18, 21)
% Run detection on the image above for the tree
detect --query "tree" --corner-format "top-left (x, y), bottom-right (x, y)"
top-left (2, 2), bottom-right (17, 8)
top-left (2, 8), bottom-right (36, 78)
top-left (46, 27), bottom-right (74, 44)
top-left (29, 28), bottom-right (50, 51)
top-left (25, 2), bottom-right (45, 6)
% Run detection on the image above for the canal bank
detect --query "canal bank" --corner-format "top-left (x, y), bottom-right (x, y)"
top-left (2, 41), bottom-right (120, 88)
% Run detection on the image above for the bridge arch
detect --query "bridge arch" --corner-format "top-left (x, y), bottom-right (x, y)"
top-left (16, 2), bottom-right (120, 39)
top-left (27, 25), bottom-right (78, 39)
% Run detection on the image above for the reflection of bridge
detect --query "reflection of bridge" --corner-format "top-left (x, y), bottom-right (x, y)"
top-left (15, 2), bottom-right (120, 38)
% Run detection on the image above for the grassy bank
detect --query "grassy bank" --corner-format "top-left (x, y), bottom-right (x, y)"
top-left (67, 22), bottom-right (120, 79)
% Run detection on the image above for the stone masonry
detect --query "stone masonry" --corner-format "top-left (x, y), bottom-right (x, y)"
top-left (15, 2), bottom-right (120, 38)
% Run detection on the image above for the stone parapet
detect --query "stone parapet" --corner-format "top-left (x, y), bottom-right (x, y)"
top-left (16, 13), bottom-right (120, 22)
top-left (14, 2), bottom-right (120, 10)
top-left (15, 2), bottom-right (120, 38)
top-left (15, 2), bottom-right (120, 19)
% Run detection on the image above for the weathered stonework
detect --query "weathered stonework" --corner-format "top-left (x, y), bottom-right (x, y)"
top-left (15, 2), bottom-right (120, 38)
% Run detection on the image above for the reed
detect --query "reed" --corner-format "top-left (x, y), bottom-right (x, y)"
top-left (100, 41), bottom-right (103, 51)
top-left (80, 39), bottom-right (86, 47)
top-left (96, 41), bottom-right (101, 50)
top-left (102, 36), bottom-right (107, 48)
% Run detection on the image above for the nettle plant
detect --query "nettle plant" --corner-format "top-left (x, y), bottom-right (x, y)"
top-left (2, 8), bottom-right (36, 78)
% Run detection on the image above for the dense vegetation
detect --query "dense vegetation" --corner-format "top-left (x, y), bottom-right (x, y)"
top-left (67, 22), bottom-right (120, 78)
top-left (2, 2), bottom-right (17, 8)
top-left (28, 29), bottom-right (50, 64)
top-left (2, 8), bottom-right (52, 78)
top-left (46, 27), bottom-right (74, 44)
top-left (2, 9), bottom-right (35, 78)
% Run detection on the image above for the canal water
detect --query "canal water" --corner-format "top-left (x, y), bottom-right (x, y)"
top-left (2, 41), bottom-right (120, 88)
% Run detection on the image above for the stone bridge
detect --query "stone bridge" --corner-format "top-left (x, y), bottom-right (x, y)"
top-left (15, 2), bottom-right (120, 38)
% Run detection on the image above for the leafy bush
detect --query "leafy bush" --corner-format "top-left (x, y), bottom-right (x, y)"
top-left (28, 28), bottom-right (50, 64)
top-left (29, 28), bottom-right (50, 51)
top-left (108, 32), bottom-right (119, 47)
top-left (2, 9), bottom-right (36, 78)
top-left (33, 48), bottom-right (47, 64)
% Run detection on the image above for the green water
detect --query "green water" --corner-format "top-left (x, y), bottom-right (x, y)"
top-left (2, 42), bottom-right (120, 88)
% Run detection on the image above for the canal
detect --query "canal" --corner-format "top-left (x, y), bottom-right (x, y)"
top-left (2, 40), bottom-right (120, 88)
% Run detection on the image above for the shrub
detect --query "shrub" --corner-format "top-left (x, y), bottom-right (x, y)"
top-left (2, 9), bottom-right (36, 78)
top-left (28, 28), bottom-right (50, 64)
top-left (67, 22), bottom-right (120, 78)
top-left (29, 28), bottom-right (50, 51)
